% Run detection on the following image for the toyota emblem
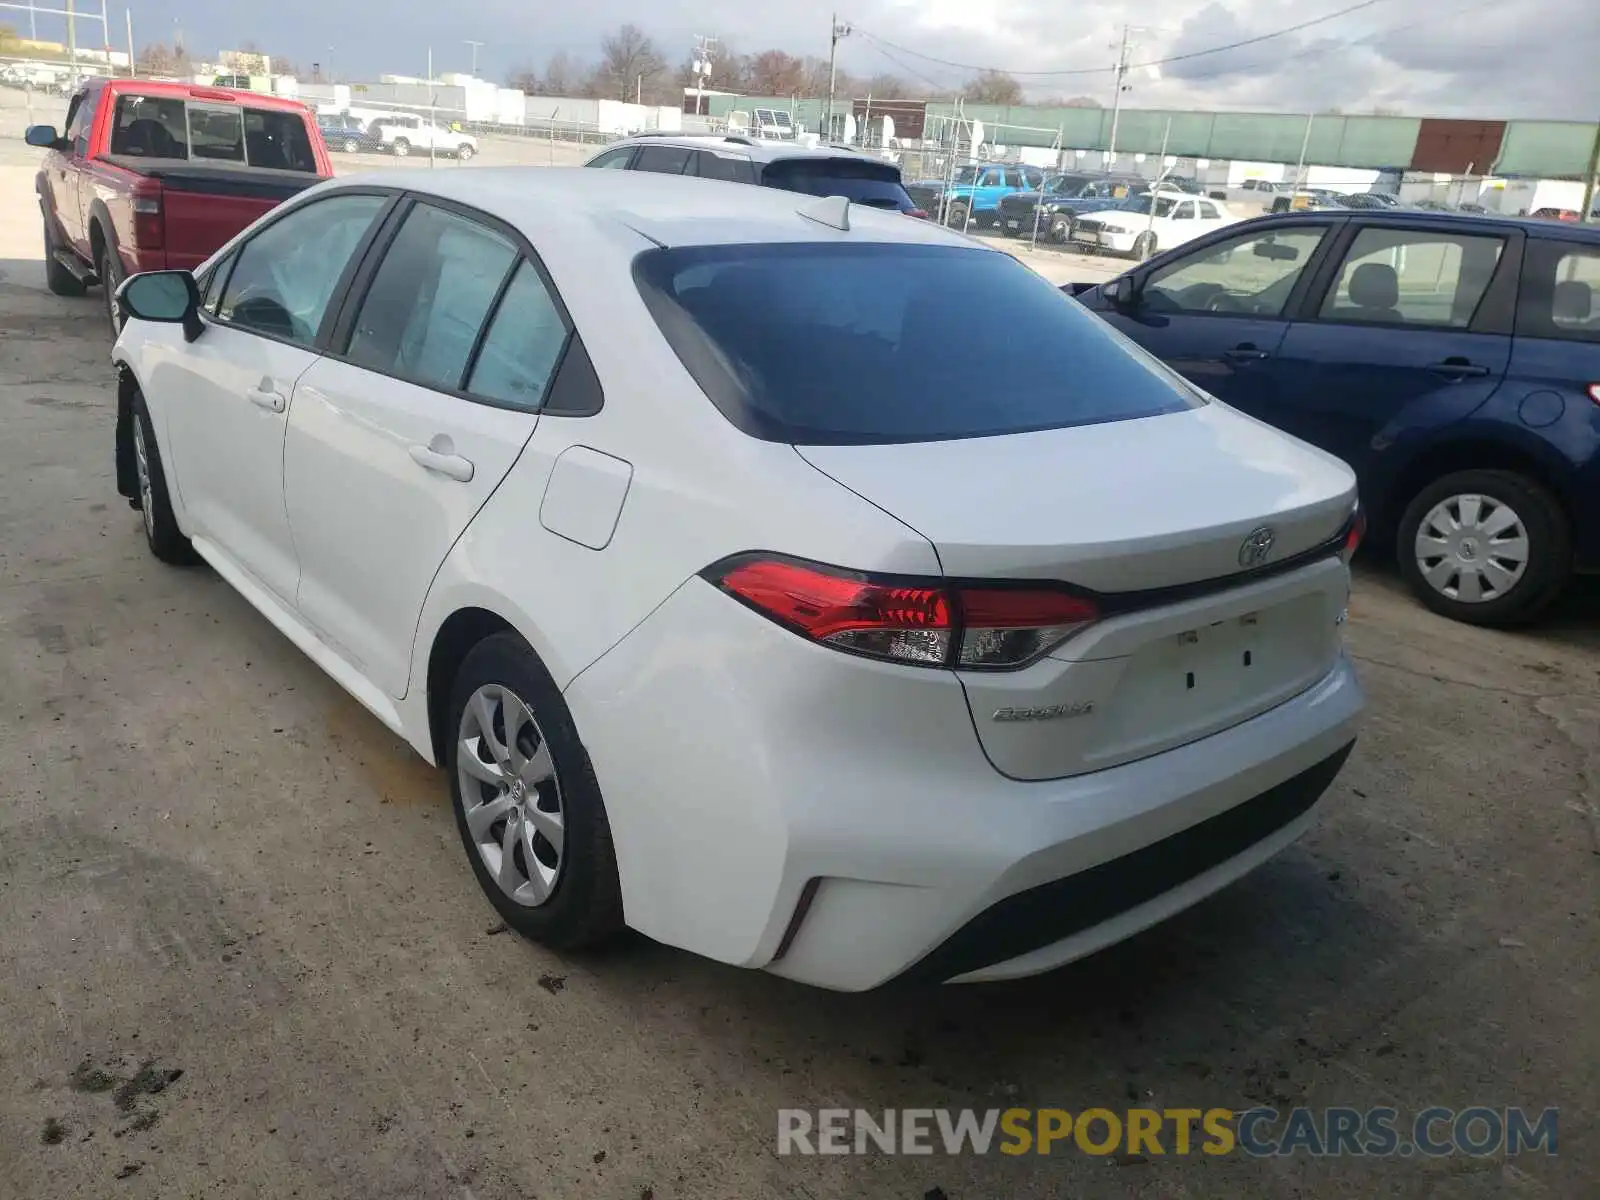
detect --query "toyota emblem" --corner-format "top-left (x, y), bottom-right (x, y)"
top-left (1239, 526), bottom-right (1276, 568)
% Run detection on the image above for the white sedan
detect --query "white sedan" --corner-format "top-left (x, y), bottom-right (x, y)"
top-left (1074, 192), bottom-right (1237, 260)
top-left (109, 168), bottom-right (1363, 991)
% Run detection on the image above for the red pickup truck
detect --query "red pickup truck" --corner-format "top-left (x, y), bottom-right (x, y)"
top-left (27, 78), bottom-right (333, 334)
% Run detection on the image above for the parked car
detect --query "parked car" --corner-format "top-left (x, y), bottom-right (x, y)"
top-left (1270, 189), bottom-right (1347, 213)
top-left (368, 114), bottom-right (477, 160)
top-left (1065, 210), bottom-right (1600, 625)
top-left (26, 77), bottom-right (331, 336)
top-left (107, 169), bottom-right (1363, 990)
top-left (316, 110), bottom-right (379, 154)
top-left (584, 134), bottom-right (922, 214)
top-left (1337, 192), bottom-right (1405, 210)
top-left (1073, 191), bottom-right (1237, 259)
top-left (995, 173), bottom-right (1145, 242)
top-left (903, 162), bottom-right (1046, 229)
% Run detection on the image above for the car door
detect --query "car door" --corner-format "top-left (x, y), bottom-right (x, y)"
top-left (282, 198), bottom-right (571, 697)
top-left (159, 190), bottom-right (395, 604)
top-left (1092, 222), bottom-right (1337, 414)
top-left (1267, 221), bottom-right (1520, 474)
top-left (65, 85), bottom-right (101, 249)
top-left (48, 88), bottom-right (90, 251)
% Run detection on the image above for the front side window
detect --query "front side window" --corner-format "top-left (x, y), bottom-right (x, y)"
top-left (1319, 227), bottom-right (1506, 328)
top-left (68, 88), bottom-right (98, 155)
top-left (467, 262), bottom-right (571, 410)
top-left (586, 146), bottom-right (634, 169)
top-left (217, 193), bottom-right (389, 345)
top-left (1144, 227), bottom-right (1330, 316)
top-left (634, 242), bottom-right (1202, 445)
top-left (345, 203), bottom-right (518, 391)
top-left (691, 151), bottom-right (757, 183)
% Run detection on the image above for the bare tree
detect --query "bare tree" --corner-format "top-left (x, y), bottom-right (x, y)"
top-left (136, 42), bottom-right (185, 77)
top-left (962, 70), bottom-right (1024, 106)
top-left (596, 24), bottom-right (666, 103)
top-left (1063, 95), bottom-right (1102, 108)
top-left (745, 49), bottom-right (806, 96)
top-left (270, 55), bottom-right (298, 77)
top-left (542, 50), bottom-right (583, 97)
top-left (864, 73), bottom-right (913, 100)
top-left (507, 63), bottom-right (539, 94)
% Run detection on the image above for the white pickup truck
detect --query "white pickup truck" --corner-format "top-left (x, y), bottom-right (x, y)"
top-left (367, 114), bottom-right (478, 160)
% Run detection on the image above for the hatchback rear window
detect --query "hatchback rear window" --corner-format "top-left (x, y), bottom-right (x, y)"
top-left (759, 158), bottom-right (913, 211)
top-left (634, 243), bottom-right (1203, 445)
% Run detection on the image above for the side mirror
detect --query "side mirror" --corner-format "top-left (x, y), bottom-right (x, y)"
top-left (1104, 275), bottom-right (1141, 309)
top-left (25, 124), bottom-right (66, 150)
top-left (117, 271), bottom-right (204, 343)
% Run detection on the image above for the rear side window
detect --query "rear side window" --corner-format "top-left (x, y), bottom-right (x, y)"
top-left (467, 261), bottom-right (571, 410)
top-left (691, 150), bottom-right (757, 184)
top-left (1516, 240), bottom-right (1600, 343)
top-left (759, 158), bottom-right (912, 211)
top-left (1319, 227), bottom-right (1506, 328)
top-left (633, 243), bottom-right (1202, 445)
top-left (634, 145), bottom-right (692, 174)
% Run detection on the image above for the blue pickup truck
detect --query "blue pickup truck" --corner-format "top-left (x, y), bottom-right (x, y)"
top-left (904, 163), bottom-right (1045, 229)
top-left (1067, 209), bottom-right (1599, 626)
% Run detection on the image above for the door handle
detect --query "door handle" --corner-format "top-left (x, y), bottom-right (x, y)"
top-left (1223, 346), bottom-right (1270, 362)
top-left (246, 386), bottom-right (286, 412)
top-left (1428, 359), bottom-right (1490, 379)
top-left (409, 443), bottom-right (475, 482)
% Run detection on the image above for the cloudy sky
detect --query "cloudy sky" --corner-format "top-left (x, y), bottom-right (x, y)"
top-left (68, 0), bottom-right (1600, 119)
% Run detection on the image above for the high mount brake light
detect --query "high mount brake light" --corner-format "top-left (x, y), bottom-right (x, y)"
top-left (710, 557), bottom-right (1098, 671)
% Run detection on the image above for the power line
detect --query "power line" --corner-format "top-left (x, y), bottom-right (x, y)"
top-left (853, 0), bottom-right (1398, 79)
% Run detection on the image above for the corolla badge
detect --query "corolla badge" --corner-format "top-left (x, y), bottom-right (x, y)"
top-left (1238, 525), bottom-right (1276, 568)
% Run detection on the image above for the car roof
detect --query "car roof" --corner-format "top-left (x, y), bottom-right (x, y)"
top-left (1254, 207), bottom-right (1600, 243)
top-left (323, 166), bottom-right (989, 251)
top-left (604, 133), bottom-right (876, 164)
top-left (94, 76), bottom-right (309, 112)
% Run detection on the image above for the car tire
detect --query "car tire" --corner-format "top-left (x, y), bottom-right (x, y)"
top-left (343, 138), bottom-right (360, 154)
top-left (98, 243), bottom-right (125, 338)
top-left (1049, 215), bottom-right (1072, 243)
top-left (129, 391), bottom-right (197, 565)
top-left (43, 207), bottom-right (87, 297)
top-left (1133, 232), bottom-right (1157, 261)
top-left (1396, 469), bottom-right (1570, 627)
top-left (944, 201), bottom-right (969, 229)
top-left (456, 143), bottom-right (475, 161)
top-left (447, 632), bottom-right (624, 951)
top-left (391, 137), bottom-right (410, 157)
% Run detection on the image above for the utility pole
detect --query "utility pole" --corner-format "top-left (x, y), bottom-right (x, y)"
top-left (1106, 24), bottom-right (1132, 168)
top-left (464, 40), bottom-right (483, 78)
top-left (1580, 117), bottom-right (1600, 224)
top-left (125, 8), bottom-right (133, 76)
top-left (823, 14), bottom-right (851, 143)
top-left (691, 35), bottom-right (718, 117)
top-left (65, 0), bottom-right (77, 85)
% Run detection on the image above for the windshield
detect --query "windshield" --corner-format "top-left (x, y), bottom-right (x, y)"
top-left (1047, 175), bottom-right (1090, 195)
top-left (633, 243), bottom-right (1202, 445)
top-left (1118, 195), bottom-right (1178, 217)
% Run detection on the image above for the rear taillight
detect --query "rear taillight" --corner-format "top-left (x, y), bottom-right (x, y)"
top-left (905, 208), bottom-right (929, 220)
top-left (130, 184), bottom-right (163, 250)
top-left (1340, 505), bottom-right (1366, 565)
top-left (708, 556), bottom-right (1098, 671)
top-left (1587, 383), bottom-right (1600, 407)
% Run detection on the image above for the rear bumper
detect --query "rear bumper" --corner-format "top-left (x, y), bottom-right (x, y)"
top-left (565, 577), bottom-right (1364, 992)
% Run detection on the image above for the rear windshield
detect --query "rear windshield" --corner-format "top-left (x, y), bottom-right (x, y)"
top-left (633, 243), bottom-right (1203, 445)
top-left (759, 158), bottom-right (912, 211)
top-left (109, 94), bottom-right (317, 172)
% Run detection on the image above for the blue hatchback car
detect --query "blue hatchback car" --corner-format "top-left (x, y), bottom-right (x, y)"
top-left (1068, 210), bottom-right (1599, 626)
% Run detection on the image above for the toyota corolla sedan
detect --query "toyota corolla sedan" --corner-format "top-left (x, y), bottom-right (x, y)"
top-left (109, 168), bottom-right (1364, 991)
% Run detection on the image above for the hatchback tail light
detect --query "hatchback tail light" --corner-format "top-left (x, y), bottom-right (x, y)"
top-left (1587, 383), bottom-right (1600, 408)
top-left (707, 556), bottom-right (1099, 671)
top-left (130, 182), bottom-right (163, 250)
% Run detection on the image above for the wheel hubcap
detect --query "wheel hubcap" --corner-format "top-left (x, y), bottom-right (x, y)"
top-left (1414, 492), bottom-right (1529, 604)
top-left (132, 418), bottom-right (155, 539)
top-left (456, 684), bottom-right (564, 907)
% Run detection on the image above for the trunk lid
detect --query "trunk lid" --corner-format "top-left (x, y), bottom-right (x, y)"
top-left (797, 405), bottom-right (1358, 780)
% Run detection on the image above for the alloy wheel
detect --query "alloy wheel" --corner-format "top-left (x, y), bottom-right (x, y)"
top-left (132, 416), bottom-right (155, 540)
top-left (456, 683), bottom-right (565, 907)
top-left (1413, 492), bottom-right (1530, 604)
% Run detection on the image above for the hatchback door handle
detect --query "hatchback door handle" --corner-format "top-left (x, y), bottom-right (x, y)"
top-left (1428, 358), bottom-right (1490, 379)
top-left (1223, 346), bottom-right (1269, 362)
top-left (247, 386), bottom-right (286, 412)
top-left (409, 443), bottom-right (475, 482)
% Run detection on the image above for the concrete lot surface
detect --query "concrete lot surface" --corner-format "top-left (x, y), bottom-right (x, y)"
top-left (1, 114), bottom-right (1598, 1199)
